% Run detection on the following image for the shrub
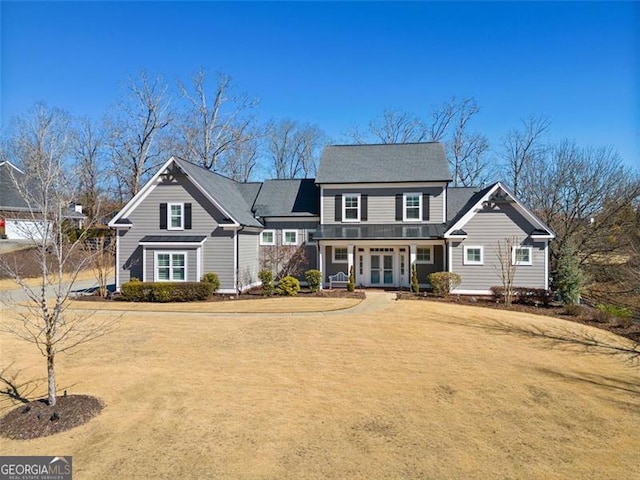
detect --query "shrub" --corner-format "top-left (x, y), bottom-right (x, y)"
top-left (258, 269), bottom-right (274, 296)
top-left (411, 264), bottom-right (419, 293)
top-left (428, 272), bottom-right (461, 297)
top-left (563, 303), bottom-right (585, 317)
top-left (120, 281), bottom-right (213, 302)
top-left (276, 275), bottom-right (300, 296)
top-left (347, 265), bottom-right (355, 292)
top-left (491, 287), bottom-right (551, 306)
top-left (595, 304), bottom-right (632, 325)
top-left (200, 272), bottom-right (220, 293)
top-left (555, 242), bottom-right (585, 305)
top-left (305, 269), bottom-right (322, 293)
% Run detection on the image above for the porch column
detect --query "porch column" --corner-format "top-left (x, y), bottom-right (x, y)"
top-left (318, 243), bottom-right (324, 290)
top-left (409, 244), bottom-right (417, 267)
top-left (347, 244), bottom-right (355, 279)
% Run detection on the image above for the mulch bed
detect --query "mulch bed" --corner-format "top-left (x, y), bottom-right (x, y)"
top-left (397, 292), bottom-right (640, 343)
top-left (0, 394), bottom-right (103, 440)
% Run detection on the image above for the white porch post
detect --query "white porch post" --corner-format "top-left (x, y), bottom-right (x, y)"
top-left (409, 244), bottom-right (417, 267)
top-left (347, 244), bottom-right (355, 279)
top-left (318, 243), bottom-right (324, 290)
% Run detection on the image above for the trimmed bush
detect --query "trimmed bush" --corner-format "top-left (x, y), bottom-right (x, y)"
top-left (200, 272), bottom-right (220, 293)
top-left (120, 281), bottom-right (214, 302)
top-left (276, 275), bottom-right (300, 296)
top-left (428, 272), bottom-right (461, 297)
top-left (347, 265), bottom-right (355, 292)
top-left (258, 269), bottom-right (274, 296)
top-left (305, 269), bottom-right (322, 293)
top-left (411, 264), bottom-right (419, 293)
top-left (491, 287), bottom-right (551, 306)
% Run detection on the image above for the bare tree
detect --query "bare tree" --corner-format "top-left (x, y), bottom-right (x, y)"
top-left (0, 103), bottom-right (118, 407)
top-left (500, 115), bottom-right (550, 197)
top-left (494, 237), bottom-right (519, 306)
top-left (71, 117), bottom-right (106, 222)
top-left (174, 69), bottom-right (259, 175)
top-left (260, 245), bottom-right (308, 279)
top-left (346, 109), bottom-right (430, 144)
top-left (266, 119), bottom-right (325, 179)
top-left (107, 71), bottom-right (171, 203)
top-left (447, 98), bottom-right (489, 186)
top-left (219, 129), bottom-right (260, 182)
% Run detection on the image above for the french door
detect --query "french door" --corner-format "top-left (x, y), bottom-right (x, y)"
top-left (370, 253), bottom-right (394, 285)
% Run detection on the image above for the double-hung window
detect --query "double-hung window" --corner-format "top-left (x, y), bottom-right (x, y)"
top-left (404, 193), bottom-right (421, 221)
top-left (168, 203), bottom-right (183, 230)
top-left (512, 246), bottom-right (533, 266)
top-left (260, 230), bottom-right (275, 246)
top-left (156, 252), bottom-right (186, 281)
top-left (463, 246), bottom-right (483, 265)
top-left (343, 194), bottom-right (360, 222)
top-left (283, 230), bottom-right (298, 245)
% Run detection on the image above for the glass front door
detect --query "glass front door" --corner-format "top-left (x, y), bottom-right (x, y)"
top-left (370, 254), bottom-right (393, 285)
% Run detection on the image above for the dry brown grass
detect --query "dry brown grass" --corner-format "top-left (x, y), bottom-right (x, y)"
top-left (0, 294), bottom-right (638, 479)
top-left (0, 269), bottom-right (106, 291)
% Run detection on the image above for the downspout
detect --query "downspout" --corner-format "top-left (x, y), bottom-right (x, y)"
top-left (235, 226), bottom-right (245, 295)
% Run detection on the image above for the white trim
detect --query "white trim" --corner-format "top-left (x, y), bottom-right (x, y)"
top-left (544, 240), bottom-right (549, 290)
top-left (318, 244), bottom-right (324, 290)
top-left (451, 288), bottom-right (493, 295)
top-left (196, 246), bottom-right (202, 281)
top-left (447, 241), bottom-right (453, 272)
top-left (0, 160), bottom-right (25, 174)
top-left (442, 186), bottom-right (447, 223)
top-left (260, 229), bottom-right (276, 246)
top-left (154, 251), bottom-right (188, 282)
top-left (115, 229), bottom-right (121, 289)
top-left (463, 246), bottom-right (484, 265)
top-left (403, 192), bottom-right (422, 222)
top-left (167, 203), bottom-right (184, 230)
top-left (342, 193), bottom-right (361, 222)
top-left (220, 224), bottom-right (242, 230)
top-left (260, 216), bottom-right (320, 222)
top-left (444, 182), bottom-right (556, 239)
top-left (319, 186), bottom-right (324, 224)
top-left (282, 229), bottom-right (298, 245)
top-left (139, 240), bottom-right (207, 247)
top-left (415, 246), bottom-right (434, 264)
top-left (512, 246), bottom-right (533, 266)
top-left (332, 246), bottom-right (348, 263)
top-left (218, 281), bottom-right (260, 295)
top-left (142, 246), bottom-right (147, 281)
top-left (233, 230), bottom-right (238, 290)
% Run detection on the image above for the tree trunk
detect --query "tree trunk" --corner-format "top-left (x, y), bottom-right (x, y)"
top-left (47, 347), bottom-right (56, 406)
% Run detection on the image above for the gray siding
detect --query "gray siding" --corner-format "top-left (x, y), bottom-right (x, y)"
top-left (117, 176), bottom-right (237, 290)
top-left (416, 245), bottom-right (445, 282)
top-left (321, 186), bottom-right (445, 224)
top-left (450, 203), bottom-right (547, 291)
top-left (258, 223), bottom-right (318, 279)
top-left (238, 232), bottom-right (259, 289)
top-left (323, 246), bottom-right (348, 281)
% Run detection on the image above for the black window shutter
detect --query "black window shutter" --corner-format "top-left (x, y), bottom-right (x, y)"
top-left (184, 203), bottom-right (192, 230)
top-left (159, 203), bottom-right (167, 229)
top-left (395, 194), bottom-right (403, 221)
top-left (335, 195), bottom-right (342, 222)
top-left (361, 194), bottom-right (368, 221)
top-left (422, 194), bottom-right (430, 221)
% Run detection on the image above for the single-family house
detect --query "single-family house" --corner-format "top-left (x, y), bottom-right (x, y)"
top-left (109, 142), bottom-right (555, 294)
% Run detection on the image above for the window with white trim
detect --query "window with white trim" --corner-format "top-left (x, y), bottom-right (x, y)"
top-left (404, 193), bottom-right (422, 221)
top-left (416, 246), bottom-right (433, 264)
top-left (463, 246), bottom-right (483, 265)
top-left (343, 194), bottom-right (360, 222)
top-left (512, 246), bottom-right (533, 266)
top-left (168, 203), bottom-right (184, 230)
top-left (260, 230), bottom-right (275, 245)
top-left (283, 230), bottom-right (298, 245)
top-left (333, 247), bottom-right (348, 263)
top-left (155, 252), bottom-right (187, 281)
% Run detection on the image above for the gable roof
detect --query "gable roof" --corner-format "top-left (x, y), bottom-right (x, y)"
top-left (0, 161), bottom-right (29, 211)
top-left (316, 142), bottom-right (452, 184)
top-left (109, 157), bottom-right (263, 228)
top-left (253, 179), bottom-right (320, 217)
top-left (445, 182), bottom-right (555, 239)
top-left (446, 185), bottom-right (491, 225)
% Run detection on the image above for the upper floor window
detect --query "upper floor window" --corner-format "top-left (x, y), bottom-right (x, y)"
top-left (343, 194), bottom-right (360, 222)
top-left (168, 203), bottom-right (184, 230)
top-left (512, 246), bottom-right (533, 266)
top-left (283, 230), bottom-right (298, 245)
top-left (260, 230), bottom-right (275, 246)
top-left (404, 193), bottom-right (422, 221)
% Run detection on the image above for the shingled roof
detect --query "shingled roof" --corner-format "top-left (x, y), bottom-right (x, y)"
top-left (253, 179), bottom-right (319, 217)
top-left (316, 143), bottom-right (452, 184)
top-left (0, 161), bottom-right (29, 211)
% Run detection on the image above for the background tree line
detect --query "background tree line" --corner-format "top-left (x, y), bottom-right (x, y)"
top-left (1, 68), bottom-right (639, 310)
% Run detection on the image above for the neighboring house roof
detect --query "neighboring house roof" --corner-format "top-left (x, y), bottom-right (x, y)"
top-left (316, 142), bottom-right (452, 184)
top-left (444, 182), bottom-right (555, 239)
top-left (253, 179), bottom-right (320, 217)
top-left (236, 182), bottom-right (263, 210)
top-left (0, 161), bottom-right (29, 211)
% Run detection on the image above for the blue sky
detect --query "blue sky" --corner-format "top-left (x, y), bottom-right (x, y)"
top-left (1, 1), bottom-right (638, 169)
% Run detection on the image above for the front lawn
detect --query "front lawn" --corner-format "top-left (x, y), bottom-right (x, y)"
top-left (0, 298), bottom-right (637, 479)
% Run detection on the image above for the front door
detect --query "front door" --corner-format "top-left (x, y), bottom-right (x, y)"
top-left (370, 253), bottom-right (394, 285)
